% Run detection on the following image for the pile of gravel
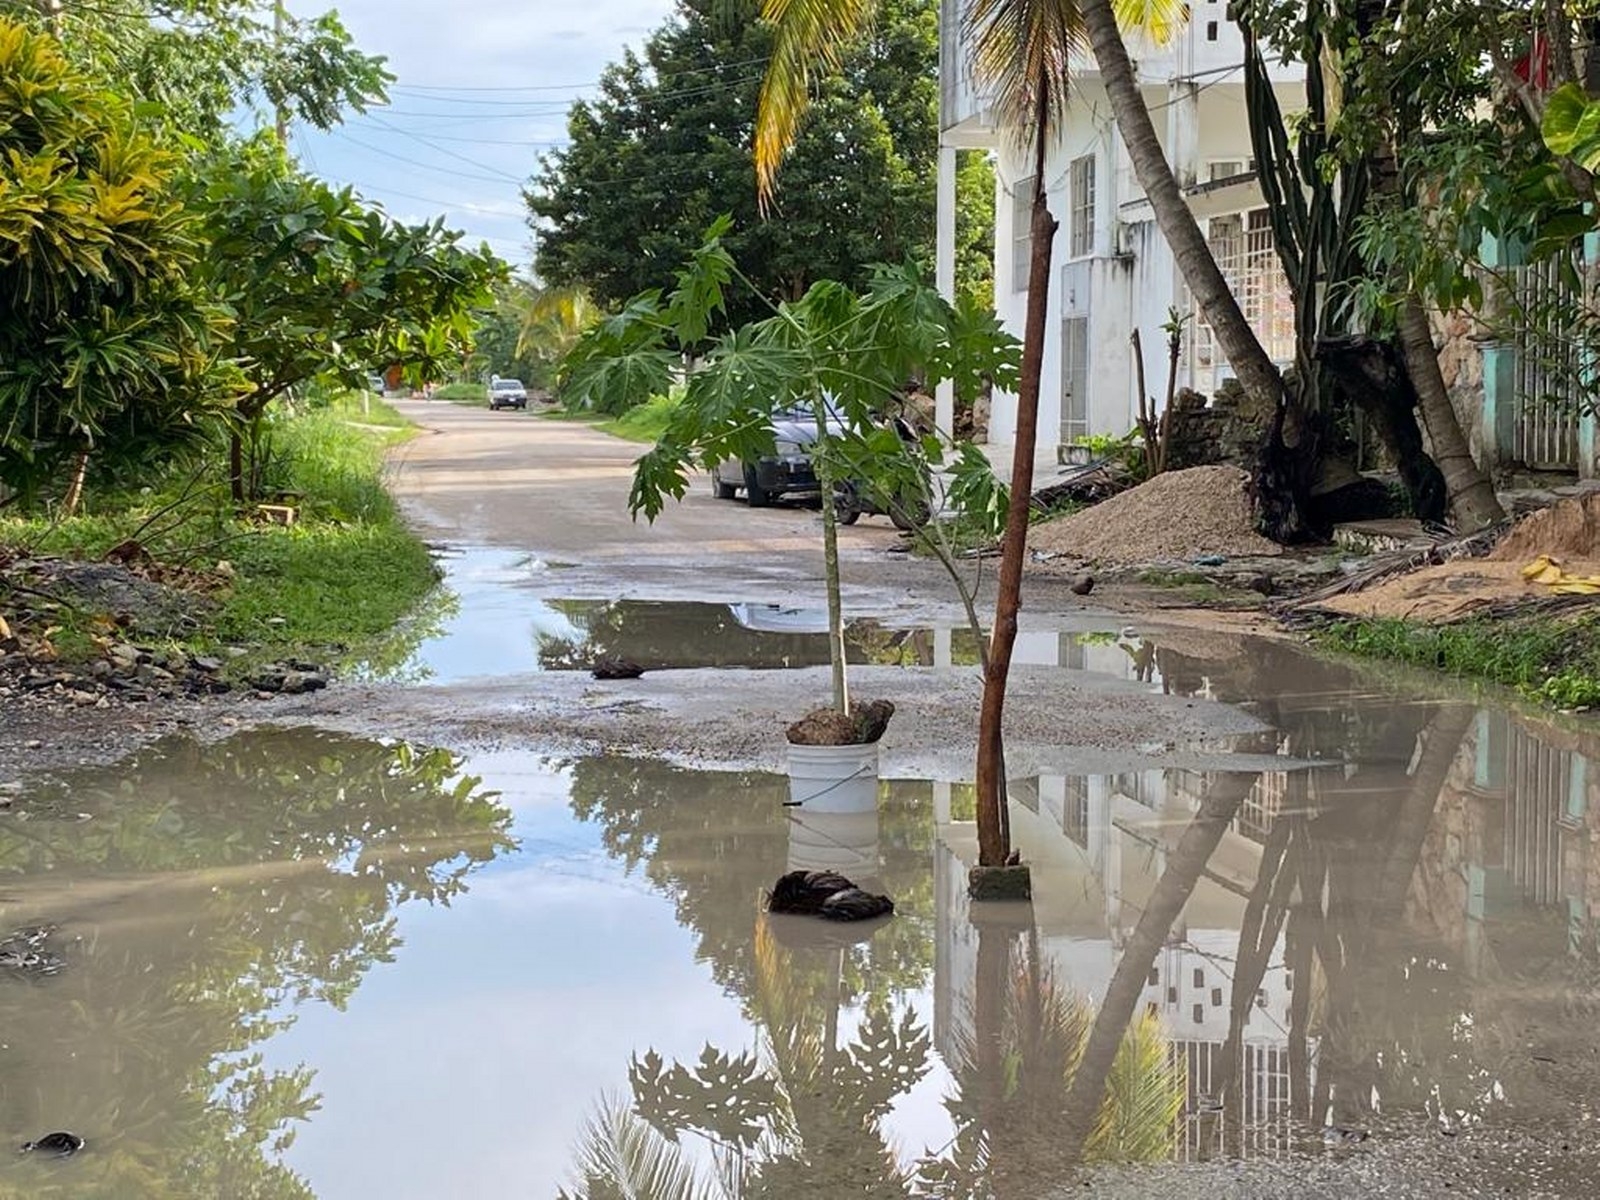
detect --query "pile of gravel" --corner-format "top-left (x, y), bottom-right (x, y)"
top-left (1030, 465), bottom-right (1281, 563)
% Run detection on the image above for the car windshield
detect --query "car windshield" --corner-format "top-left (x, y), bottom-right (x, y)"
top-left (493, 380), bottom-right (523, 390)
top-left (774, 401), bottom-right (843, 423)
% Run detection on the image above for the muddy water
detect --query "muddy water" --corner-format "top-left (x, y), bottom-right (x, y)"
top-left (6, 627), bottom-right (1600, 1196)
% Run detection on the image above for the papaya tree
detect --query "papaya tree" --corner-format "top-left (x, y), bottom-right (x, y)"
top-left (563, 218), bottom-right (1019, 727)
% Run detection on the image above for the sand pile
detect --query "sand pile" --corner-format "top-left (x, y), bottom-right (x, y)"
top-left (1030, 465), bottom-right (1281, 563)
top-left (1490, 492), bottom-right (1600, 563)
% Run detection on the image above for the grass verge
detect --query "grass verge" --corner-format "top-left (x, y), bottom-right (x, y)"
top-left (431, 381), bottom-right (486, 404)
top-left (596, 393), bottom-right (679, 443)
top-left (1314, 612), bottom-right (1600, 710)
top-left (1, 401), bottom-right (438, 676)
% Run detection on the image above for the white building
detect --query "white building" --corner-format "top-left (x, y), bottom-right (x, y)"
top-left (935, 0), bottom-right (1305, 456)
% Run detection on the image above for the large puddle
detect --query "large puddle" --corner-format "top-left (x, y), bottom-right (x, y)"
top-left (6, 593), bottom-right (1600, 1194)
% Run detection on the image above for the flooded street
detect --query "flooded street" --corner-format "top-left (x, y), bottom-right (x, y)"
top-left (5, 407), bottom-right (1599, 1197)
top-left (7, 617), bottom-right (1600, 1195)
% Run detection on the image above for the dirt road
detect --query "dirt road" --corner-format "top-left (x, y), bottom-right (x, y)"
top-left (388, 399), bottom-right (937, 614)
top-left (241, 399), bottom-right (1280, 778)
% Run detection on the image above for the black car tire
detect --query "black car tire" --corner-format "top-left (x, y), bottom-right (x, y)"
top-left (888, 491), bottom-right (931, 531)
top-left (743, 465), bottom-right (773, 508)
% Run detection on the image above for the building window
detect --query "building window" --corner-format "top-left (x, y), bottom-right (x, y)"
top-left (1060, 315), bottom-right (1089, 443)
top-left (1192, 206), bottom-right (1294, 393)
top-left (1211, 987), bottom-right (1223, 1006)
top-left (1193, 968), bottom-right (1205, 988)
top-left (1069, 155), bottom-right (1095, 258)
top-left (1205, 20), bottom-right (1219, 39)
top-left (1192, 1004), bottom-right (1204, 1024)
top-left (1012, 176), bottom-right (1035, 291)
top-left (1207, 159), bottom-right (1255, 182)
top-left (1148, 967), bottom-right (1160, 986)
top-left (1167, 986), bottom-right (1178, 1005)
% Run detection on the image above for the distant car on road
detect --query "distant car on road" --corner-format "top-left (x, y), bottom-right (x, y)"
top-left (488, 378), bottom-right (528, 411)
top-left (367, 374), bottom-right (386, 394)
top-left (710, 405), bottom-right (844, 507)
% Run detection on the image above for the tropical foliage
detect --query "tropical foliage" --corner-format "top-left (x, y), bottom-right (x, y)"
top-left (189, 135), bottom-right (501, 498)
top-left (0, 0), bottom-right (391, 140)
top-left (0, 21), bottom-right (233, 500)
top-left (530, 0), bottom-right (994, 333)
top-left (562, 217), bottom-right (1018, 715)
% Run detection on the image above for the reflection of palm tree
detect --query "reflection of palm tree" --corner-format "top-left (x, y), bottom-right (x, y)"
top-left (561, 914), bottom-right (928, 1199)
top-left (1060, 765), bottom-right (1265, 1152)
top-left (919, 924), bottom-right (1184, 1197)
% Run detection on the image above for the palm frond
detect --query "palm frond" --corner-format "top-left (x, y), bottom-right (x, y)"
top-left (562, 1094), bottom-right (724, 1200)
top-left (964, 0), bottom-right (1084, 152)
top-left (1086, 1008), bottom-right (1186, 1163)
top-left (1112, 0), bottom-right (1188, 46)
top-left (753, 0), bottom-right (876, 202)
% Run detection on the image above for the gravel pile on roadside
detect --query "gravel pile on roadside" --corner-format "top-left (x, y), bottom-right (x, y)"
top-left (1030, 465), bottom-right (1281, 563)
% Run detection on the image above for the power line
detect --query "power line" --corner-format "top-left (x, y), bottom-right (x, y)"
top-left (351, 127), bottom-right (570, 149)
top-left (370, 72), bottom-right (769, 120)
top-left (388, 56), bottom-right (772, 95)
top-left (363, 113), bottom-right (536, 179)
top-left (331, 129), bottom-right (527, 185)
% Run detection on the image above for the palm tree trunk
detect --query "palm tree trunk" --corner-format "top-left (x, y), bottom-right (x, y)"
top-left (1078, 0), bottom-right (1283, 409)
top-left (975, 132), bottom-right (1055, 868)
top-left (1395, 298), bottom-right (1504, 530)
top-left (1059, 764), bottom-right (1263, 1150)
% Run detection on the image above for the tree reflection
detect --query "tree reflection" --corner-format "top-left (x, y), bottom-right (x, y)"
top-left (567, 757), bottom-right (935, 1005)
top-left (0, 731), bottom-right (513, 1199)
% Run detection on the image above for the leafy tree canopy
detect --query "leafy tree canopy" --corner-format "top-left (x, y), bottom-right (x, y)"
top-left (0, 19), bottom-right (235, 498)
top-left (0, 0), bottom-right (391, 139)
top-left (529, 0), bottom-right (993, 330)
top-left (192, 135), bottom-right (504, 422)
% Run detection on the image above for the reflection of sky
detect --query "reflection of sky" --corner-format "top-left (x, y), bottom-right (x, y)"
top-left (400, 548), bottom-right (583, 684)
top-left (260, 753), bottom-right (753, 1197)
top-left (260, 749), bottom-right (958, 1197)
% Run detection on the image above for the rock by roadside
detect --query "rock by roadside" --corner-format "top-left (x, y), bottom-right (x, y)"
top-left (1, 550), bottom-right (336, 781)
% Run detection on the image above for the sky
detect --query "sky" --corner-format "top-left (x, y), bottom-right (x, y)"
top-left (292, 0), bottom-right (679, 269)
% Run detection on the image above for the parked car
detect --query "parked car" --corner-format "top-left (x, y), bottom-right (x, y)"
top-left (488, 377), bottom-right (528, 410)
top-left (366, 374), bottom-right (386, 395)
top-left (710, 405), bottom-right (843, 507)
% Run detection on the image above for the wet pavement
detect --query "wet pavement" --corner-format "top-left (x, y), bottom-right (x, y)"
top-left (6, 556), bottom-right (1600, 1197)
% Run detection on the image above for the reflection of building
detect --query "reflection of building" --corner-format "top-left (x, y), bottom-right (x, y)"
top-left (1413, 710), bottom-right (1598, 973)
top-left (924, 624), bottom-right (1600, 1163)
top-left (935, 750), bottom-right (1311, 1158)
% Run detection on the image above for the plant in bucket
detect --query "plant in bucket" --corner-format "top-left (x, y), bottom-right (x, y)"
top-left (561, 217), bottom-right (1021, 808)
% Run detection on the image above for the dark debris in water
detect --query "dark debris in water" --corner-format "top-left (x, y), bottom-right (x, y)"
top-left (767, 870), bottom-right (894, 922)
top-left (20, 1131), bottom-right (84, 1158)
top-left (0, 926), bottom-right (67, 977)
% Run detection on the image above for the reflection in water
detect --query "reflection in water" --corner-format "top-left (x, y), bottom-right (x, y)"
top-left (560, 633), bottom-right (1600, 1192)
top-left (539, 599), bottom-right (983, 672)
top-left (9, 625), bottom-right (1600, 1193)
top-left (0, 732), bottom-right (512, 1198)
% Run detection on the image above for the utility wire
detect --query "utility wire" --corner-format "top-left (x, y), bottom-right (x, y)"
top-left (331, 129), bottom-right (526, 185)
top-left (389, 56), bottom-right (771, 94)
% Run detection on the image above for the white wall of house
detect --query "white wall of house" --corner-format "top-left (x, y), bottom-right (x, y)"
top-left (941, 2), bottom-right (1305, 455)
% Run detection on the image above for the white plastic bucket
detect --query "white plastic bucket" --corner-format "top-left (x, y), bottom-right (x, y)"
top-left (787, 808), bottom-right (881, 876)
top-left (786, 742), bottom-right (879, 814)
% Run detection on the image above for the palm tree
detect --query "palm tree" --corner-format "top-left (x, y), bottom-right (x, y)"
top-left (1075, 0), bottom-right (1502, 530)
top-left (749, 0), bottom-right (1179, 875)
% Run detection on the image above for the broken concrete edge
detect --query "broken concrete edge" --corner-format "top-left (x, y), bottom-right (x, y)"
top-left (967, 863), bottom-right (1033, 902)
